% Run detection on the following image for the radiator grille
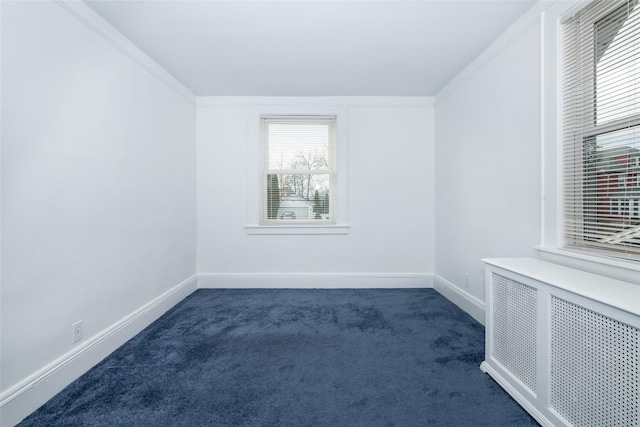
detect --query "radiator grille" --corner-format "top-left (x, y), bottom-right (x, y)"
top-left (551, 297), bottom-right (639, 427)
top-left (491, 273), bottom-right (537, 393)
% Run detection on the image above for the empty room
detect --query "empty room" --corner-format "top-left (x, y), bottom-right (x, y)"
top-left (1, 0), bottom-right (638, 426)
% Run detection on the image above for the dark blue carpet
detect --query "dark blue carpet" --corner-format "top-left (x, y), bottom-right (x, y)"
top-left (19, 289), bottom-right (538, 426)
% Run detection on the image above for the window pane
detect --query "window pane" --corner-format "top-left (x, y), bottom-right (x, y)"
top-left (595, 2), bottom-right (640, 125)
top-left (564, 0), bottom-right (640, 259)
top-left (582, 126), bottom-right (640, 245)
top-left (267, 123), bottom-right (330, 171)
top-left (265, 173), bottom-right (331, 221)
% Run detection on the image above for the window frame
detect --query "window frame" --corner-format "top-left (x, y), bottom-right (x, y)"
top-left (535, 0), bottom-right (640, 283)
top-left (560, 0), bottom-right (640, 261)
top-left (260, 115), bottom-right (337, 226)
top-left (246, 104), bottom-right (349, 235)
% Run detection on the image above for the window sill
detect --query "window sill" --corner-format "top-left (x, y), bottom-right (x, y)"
top-left (534, 245), bottom-right (640, 285)
top-left (245, 224), bottom-right (350, 235)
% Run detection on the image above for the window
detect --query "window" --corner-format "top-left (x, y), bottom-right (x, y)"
top-left (246, 104), bottom-right (348, 235)
top-left (260, 115), bottom-right (336, 225)
top-left (611, 199), bottom-right (620, 216)
top-left (562, 0), bottom-right (640, 259)
top-left (619, 175), bottom-right (627, 188)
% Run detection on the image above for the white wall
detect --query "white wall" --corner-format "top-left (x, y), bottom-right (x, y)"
top-left (1, 1), bottom-right (196, 420)
top-left (3, 1), bottom-right (633, 425)
top-left (197, 101), bottom-right (435, 286)
top-left (434, 22), bottom-right (541, 309)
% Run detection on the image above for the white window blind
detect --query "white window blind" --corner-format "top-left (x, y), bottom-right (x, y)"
top-left (260, 115), bottom-right (336, 225)
top-left (563, 0), bottom-right (640, 260)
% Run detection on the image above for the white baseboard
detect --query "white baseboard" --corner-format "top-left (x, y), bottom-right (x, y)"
top-left (197, 273), bottom-right (434, 289)
top-left (0, 275), bottom-right (198, 427)
top-left (433, 274), bottom-right (485, 325)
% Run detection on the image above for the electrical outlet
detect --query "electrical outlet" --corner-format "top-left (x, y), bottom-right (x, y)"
top-left (465, 273), bottom-right (471, 289)
top-left (72, 321), bottom-right (83, 344)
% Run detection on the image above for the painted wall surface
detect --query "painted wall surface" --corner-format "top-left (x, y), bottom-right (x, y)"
top-left (1, 1), bottom-right (196, 392)
top-left (197, 104), bottom-right (434, 277)
top-left (434, 22), bottom-right (541, 301)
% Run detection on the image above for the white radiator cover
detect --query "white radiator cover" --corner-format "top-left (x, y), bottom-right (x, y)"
top-left (481, 258), bottom-right (640, 427)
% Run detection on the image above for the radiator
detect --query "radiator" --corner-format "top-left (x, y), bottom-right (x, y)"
top-left (481, 258), bottom-right (639, 427)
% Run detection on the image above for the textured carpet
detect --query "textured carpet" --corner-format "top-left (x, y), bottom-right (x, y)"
top-left (19, 289), bottom-right (538, 426)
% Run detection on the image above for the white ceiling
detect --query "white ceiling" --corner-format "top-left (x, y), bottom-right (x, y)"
top-left (84, 0), bottom-right (537, 97)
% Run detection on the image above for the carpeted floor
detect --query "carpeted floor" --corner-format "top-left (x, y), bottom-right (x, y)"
top-left (19, 289), bottom-right (539, 426)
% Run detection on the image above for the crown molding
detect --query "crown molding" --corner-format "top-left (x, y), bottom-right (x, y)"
top-left (197, 96), bottom-right (435, 108)
top-left (55, 1), bottom-right (196, 105)
top-left (435, 0), bottom-right (556, 106)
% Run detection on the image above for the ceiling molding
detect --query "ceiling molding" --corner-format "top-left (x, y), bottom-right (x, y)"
top-left (435, 0), bottom-right (554, 106)
top-left (197, 96), bottom-right (435, 108)
top-left (55, 0), bottom-right (196, 104)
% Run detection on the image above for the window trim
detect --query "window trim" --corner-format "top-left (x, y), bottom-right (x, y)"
top-left (537, 0), bottom-right (640, 283)
top-left (246, 104), bottom-right (349, 235)
top-left (560, 0), bottom-right (640, 261)
top-left (260, 115), bottom-right (336, 226)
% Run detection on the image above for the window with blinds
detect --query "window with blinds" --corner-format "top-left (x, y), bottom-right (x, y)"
top-left (260, 115), bottom-right (336, 225)
top-left (562, 0), bottom-right (640, 260)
